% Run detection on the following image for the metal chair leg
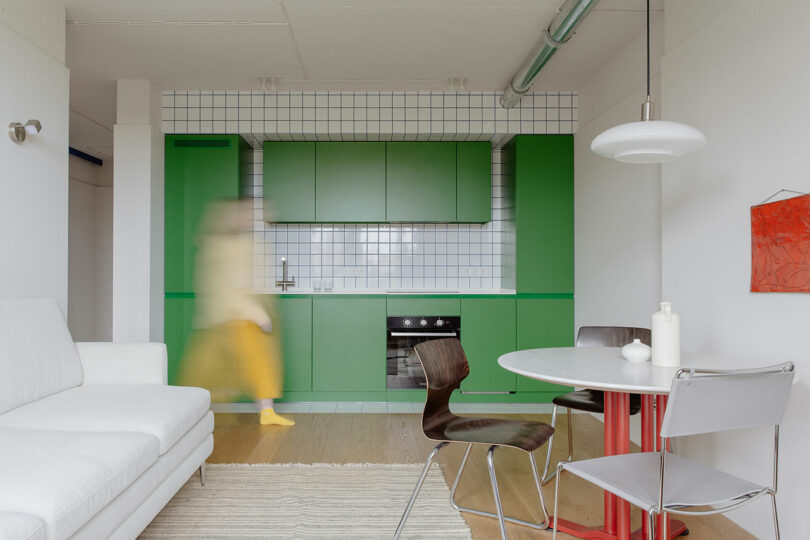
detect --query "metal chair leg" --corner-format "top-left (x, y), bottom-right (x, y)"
top-left (541, 404), bottom-right (558, 484)
top-left (395, 442), bottom-right (448, 539)
top-left (648, 510), bottom-right (656, 540)
top-left (552, 462), bottom-right (564, 540)
top-left (450, 443), bottom-right (549, 531)
top-left (771, 492), bottom-right (780, 540)
top-left (566, 407), bottom-right (574, 461)
top-left (486, 445), bottom-right (508, 540)
top-left (199, 462), bottom-right (206, 486)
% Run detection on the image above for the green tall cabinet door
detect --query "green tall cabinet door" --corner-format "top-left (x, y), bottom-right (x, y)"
top-left (164, 297), bottom-right (195, 385)
top-left (516, 298), bottom-right (574, 392)
top-left (316, 142), bottom-right (386, 222)
top-left (165, 135), bottom-right (245, 293)
top-left (512, 135), bottom-right (574, 294)
top-left (263, 142), bottom-right (315, 222)
top-left (312, 297), bottom-right (386, 392)
top-left (274, 296), bottom-right (312, 392)
top-left (456, 142), bottom-right (492, 223)
top-left (460, 298), bottom-right (516, 392)
top-left (386, 142), bottom-right (456, 222)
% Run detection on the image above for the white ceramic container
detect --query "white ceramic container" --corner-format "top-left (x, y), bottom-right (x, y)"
top-left (651, 301), bottom-right (681, 367)
top-left (621, 338), bottom-right (651, 363)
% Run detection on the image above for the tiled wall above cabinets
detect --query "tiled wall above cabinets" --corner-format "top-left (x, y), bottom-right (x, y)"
top-left (162, 90), bottom-right (576, 291)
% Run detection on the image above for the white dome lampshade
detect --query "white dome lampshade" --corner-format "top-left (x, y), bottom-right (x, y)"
top-left (590, 120), bottom-right (707, 164)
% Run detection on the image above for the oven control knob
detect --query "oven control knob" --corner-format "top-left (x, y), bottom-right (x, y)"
top-left (403, 319), bottom-right (412, 326)
top-left (436, 319), bottom-right (444, 327)
top-left (420, 319), bottom-right (428, 326)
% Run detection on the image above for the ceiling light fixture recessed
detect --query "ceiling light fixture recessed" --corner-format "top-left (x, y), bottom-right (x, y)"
top-left (590, 0), bottom-right (706, 163)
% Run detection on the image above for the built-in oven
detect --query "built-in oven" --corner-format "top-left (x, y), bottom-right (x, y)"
top-left (386, 316), bottom-right (461, 390)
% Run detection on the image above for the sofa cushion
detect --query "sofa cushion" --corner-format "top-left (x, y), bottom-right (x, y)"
top-left (0, 298), bottom-right (83, 414)
top-left (0, 428), bottom-right (158, 539)
top-left (0, 384), bottom-right (210, 455)
top-left (0, 512), bottom-right (46, 540)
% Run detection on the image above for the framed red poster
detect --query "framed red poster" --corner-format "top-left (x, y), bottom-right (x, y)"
top-left (751, 193), bottom-right (810, 293)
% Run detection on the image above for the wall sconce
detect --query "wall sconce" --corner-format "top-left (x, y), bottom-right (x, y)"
top-left (8, 120), bottom-right (42, 144)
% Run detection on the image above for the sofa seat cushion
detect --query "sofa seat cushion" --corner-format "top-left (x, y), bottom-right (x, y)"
top-left (0, 512), bottom-right (46, 540)
top-left (0, 428), bottom-right (158, 539)
top-left (0, 385), bottom-right (210, 455)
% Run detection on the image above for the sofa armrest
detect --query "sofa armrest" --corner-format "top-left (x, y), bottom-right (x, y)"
top-left (76, 342), bottom-right (168, 385)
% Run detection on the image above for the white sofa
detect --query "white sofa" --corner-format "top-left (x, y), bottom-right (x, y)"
top-left (0, 299), bottom-right (213, 539)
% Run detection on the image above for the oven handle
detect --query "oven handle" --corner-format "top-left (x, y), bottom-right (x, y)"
top-left (389, 331), bottom-right (458, 337)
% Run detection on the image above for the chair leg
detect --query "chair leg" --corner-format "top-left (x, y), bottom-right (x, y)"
top-left (528, 451), bottom-right (550, 526)
top-left (395, 441), bottom-right (448, 539)
top-left (486, 445), bottom-right (508, 540)
top-left (566, 407), bottom-right (574, 462)
top-left (771, 492), bottom-right (780, 540)
top-left (199, 462), bottom-right (206, 486)
top-left (552, 462), bottom-right (564, 540)
top-left (450, 443), bottom-right (549, 531)
top-left (541, 404), bottom-right (558, 485)
top-left (648, 510), bottom-right (656, 540)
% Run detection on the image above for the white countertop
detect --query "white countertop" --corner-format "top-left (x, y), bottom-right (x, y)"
top-left (254, 288), bottom-right (517, 295)
top-left (498, 347), bottom-right (780, 394)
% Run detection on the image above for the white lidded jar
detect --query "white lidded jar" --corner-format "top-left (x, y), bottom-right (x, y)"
top-left (651, 301), bottom-right (681, 367)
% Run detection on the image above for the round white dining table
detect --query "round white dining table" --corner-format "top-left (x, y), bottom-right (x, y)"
top-left (496, 347), bottom-right (754, 540)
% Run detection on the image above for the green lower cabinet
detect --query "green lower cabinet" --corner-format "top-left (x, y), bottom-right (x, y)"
top-left (386, 296), bottom-right (460, 317)
top-left (164, 297), bottom-right (195, 385)
top-left (313, 297), bottom-right (387, 392)
top-left (275, 296), bottom-right (312, 392)
top-left (516, 297), bottom-right (575, 393)
top-left (459, 298), bottom-right (516, 392)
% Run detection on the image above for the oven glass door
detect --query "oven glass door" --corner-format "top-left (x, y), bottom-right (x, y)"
top-left (386, 328), bottom-right (459, 390)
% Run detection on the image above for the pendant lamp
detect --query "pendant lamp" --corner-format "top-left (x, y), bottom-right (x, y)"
top-left (590, 0), bottom-right (706, 163)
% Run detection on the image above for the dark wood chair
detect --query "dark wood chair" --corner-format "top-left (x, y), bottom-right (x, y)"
top-left (395, 338), bottom-right (554, 540)
top-left (540, 326), bottom-right (651, 485)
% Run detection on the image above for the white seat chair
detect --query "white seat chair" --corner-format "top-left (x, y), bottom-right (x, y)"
top-left (552, 362), bottom-right (795, 540)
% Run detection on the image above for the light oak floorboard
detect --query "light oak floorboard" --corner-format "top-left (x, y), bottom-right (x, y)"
top-left (211, 412), bottom-right (754, 539)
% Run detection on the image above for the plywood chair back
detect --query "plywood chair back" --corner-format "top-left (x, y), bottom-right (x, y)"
top-left (413, 338), bottom-right (469, 436)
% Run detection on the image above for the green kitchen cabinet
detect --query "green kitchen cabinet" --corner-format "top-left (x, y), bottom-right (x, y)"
top-left (515, 298), bottom-right (574, 392)
top-left (165, 135), bottom-right (247, 293)
top-left (316, 142), bottom-right (386, 222)
top-left (456, 142), bottom-right (492, 223)
top-left (164, 297), bottom-right (195, 386)
top-left (312, 297), bottom-right (387, 392)
top-left (507, 135), bottom-right (574, 294)
top-left (273, 296), bottom-right (313, 392)
top-left (460, 298), bottom-right (516, 392)
top-left (386, 296), bottom-right (460, 317)
top-left (263, 141), bottom-right (315, 222)
top-left (386, 142), bottom-right (457, 222)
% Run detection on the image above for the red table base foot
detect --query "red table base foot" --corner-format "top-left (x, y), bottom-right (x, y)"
top-left (549, 517), bottom-right (688, 539)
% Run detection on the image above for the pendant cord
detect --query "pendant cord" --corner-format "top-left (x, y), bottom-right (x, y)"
top-left (646, 0), bottom-right (651, 98)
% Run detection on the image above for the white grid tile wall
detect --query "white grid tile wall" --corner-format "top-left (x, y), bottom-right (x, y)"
top-left (162, 90), bottom-right (577, 291)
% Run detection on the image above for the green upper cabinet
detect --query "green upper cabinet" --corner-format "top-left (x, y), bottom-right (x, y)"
top-left (386, 142), bottom-right (457, 222)
top-left (315, 142), bottom-right (386, 222)
top-left (456, 142), bottom-right (492, 223)
top-left (165, 134), bottom-right (246, 293)
top-left (515, 298), bottom-right (574, 393)
top-left (263, 141), bottom-right (315, 222)
top-left (508, 135), bottom-right (574, 294)
top-left (312, 297), bottom-right (386, 392)
top-left (460, 298), bottom-right (516, 392)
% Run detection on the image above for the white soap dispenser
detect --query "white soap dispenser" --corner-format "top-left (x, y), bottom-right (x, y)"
top-left (651, 301), bottom-right (680, 367)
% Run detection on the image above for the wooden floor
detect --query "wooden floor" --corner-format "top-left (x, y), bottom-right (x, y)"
top-left (211, 412), bottom-right (753, 539)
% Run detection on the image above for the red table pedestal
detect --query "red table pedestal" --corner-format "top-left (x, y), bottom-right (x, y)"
top-left (548, 391), bottom-right (687, 540)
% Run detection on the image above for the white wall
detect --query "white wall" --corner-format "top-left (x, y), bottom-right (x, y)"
top-left (574, 14), bottom-right (664, 331)
top-left (0, 1), bottom-right (68, 313)
top-left (661, 1), bottom-right (810, 538)
top-left (95, 182), bottom-right (113, 340)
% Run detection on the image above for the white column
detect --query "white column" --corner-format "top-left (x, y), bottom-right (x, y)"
top-left (112, 80), bottom-right (164, 342)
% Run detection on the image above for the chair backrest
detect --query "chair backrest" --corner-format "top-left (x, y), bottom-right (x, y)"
top-left (413, 338), bottom-right (469, 429)
top-left (660, 363), bottom-right (795, 438)
top-left (576, 326), bottom-right (651, 348)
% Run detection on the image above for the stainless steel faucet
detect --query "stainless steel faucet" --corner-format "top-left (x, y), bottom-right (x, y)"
top-left (275, 257), bottom-right (296, 291)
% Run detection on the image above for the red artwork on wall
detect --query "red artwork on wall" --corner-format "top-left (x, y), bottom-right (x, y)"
top-left (751, 193), bottom-right (810, 293)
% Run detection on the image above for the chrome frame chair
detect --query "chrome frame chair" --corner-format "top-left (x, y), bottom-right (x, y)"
top-left (395, 338), bottom-right (554, 540)
top-left (552, 362), bottom-right (795, 540)
top-left (541, 326), bottom-right (649, 484)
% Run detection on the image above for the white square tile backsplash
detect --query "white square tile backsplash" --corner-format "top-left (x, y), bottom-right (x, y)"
top-left (162, 90), bottom-right (576, 291)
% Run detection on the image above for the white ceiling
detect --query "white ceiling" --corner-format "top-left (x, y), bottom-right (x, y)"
top-left (66, 0), bottom-right (663, 160)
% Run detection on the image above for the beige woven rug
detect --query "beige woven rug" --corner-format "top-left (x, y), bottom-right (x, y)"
top-left (140, 463), bottom-right (472, 539)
